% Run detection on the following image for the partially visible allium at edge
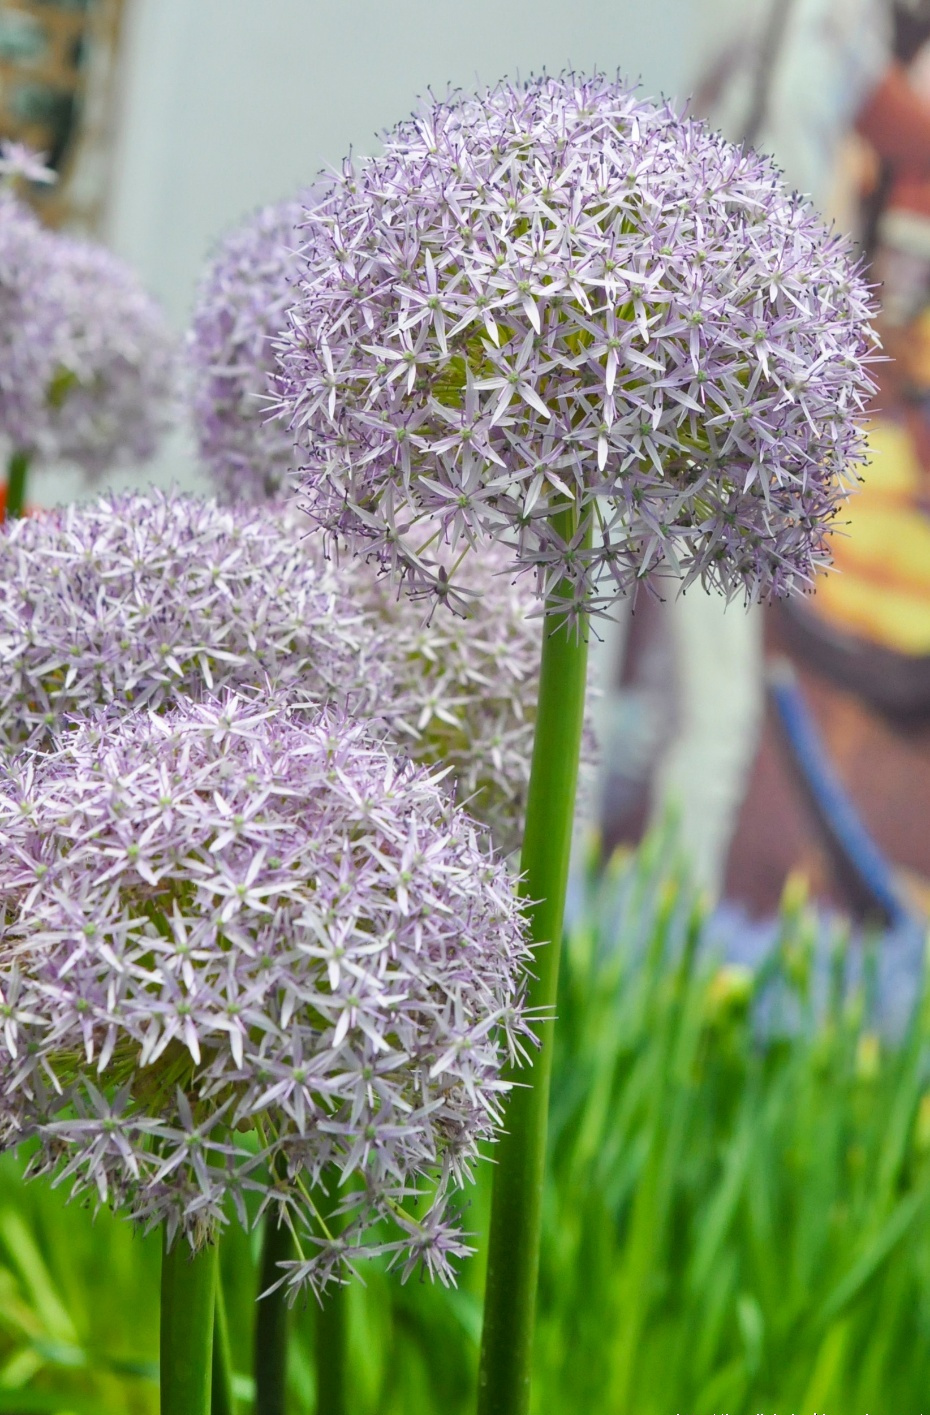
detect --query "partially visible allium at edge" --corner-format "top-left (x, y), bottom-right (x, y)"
top-left (188, 195), bottom-right (315, 503)
top-left (35, 234), bottom-right (178, 476)
top-left (0, 192), bottom-right (59, 449)
top-left (0, 695), bottom-right (532, 1290)
top-left (275, 74), bottom-right (878, 618)
top-left (0, 489), bottom-right (373, 749)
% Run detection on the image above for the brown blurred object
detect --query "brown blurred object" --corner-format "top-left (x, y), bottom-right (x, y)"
top-left (856, 61), bottom-right (930, 179)
top-left (0, 0), bottom-right (127, 230)
top-left (726, 615), bottom-right (930, 919)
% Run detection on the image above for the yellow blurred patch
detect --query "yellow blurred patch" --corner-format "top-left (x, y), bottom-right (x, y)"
top-left (810, 419), bottom-right (930, 655)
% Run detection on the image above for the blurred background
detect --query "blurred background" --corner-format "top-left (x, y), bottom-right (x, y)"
top-left (7, 2), bottom-right (930, 1411)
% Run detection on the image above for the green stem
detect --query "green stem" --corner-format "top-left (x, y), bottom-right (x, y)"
top-left (477, 514), bottom-right (590, 1415)
top-left (315, 1279), bottom-right (348, 1415)
top-left (160, 1234), bottom-right (217, 1415)
top-left (254, 1216), bottom-right (295, 1415)
top-left (313, 1173), bottom-right (349, 1415)
top-left (211, 1265), bottom-right (236, 1415)
top-left (5, 449), bottom-right (29, 521)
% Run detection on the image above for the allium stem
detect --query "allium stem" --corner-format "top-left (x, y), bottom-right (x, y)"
top-left (313, 1174), bottom-right (349, 1415)
top-left (315, 1281), bottom-right (347, 1415)
top-left (254, 1217), bottom-right (295, 1415)
top-left (211, 1268), bottom-right (236, 1415)
top-left (5, 448), bottom-right (29, 520)
top-left (478, 512), bottom-right (590, 1415)
top-left (160, 1234), bottom-right (217, 1415)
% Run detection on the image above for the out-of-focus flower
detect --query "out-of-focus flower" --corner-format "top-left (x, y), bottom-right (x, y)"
top-left (0, 182), bottom-right (176, 475)
top-left (0, 193), bottom-right (59, 450)
top-left (275, 74), bottom-right (878, 619)
top-left (0, 695), bottom-right (532, 1289)
top-left (0, 490), bottom-right (552, 851)
top-left (36, 235), bottom-right (178, 476)
top-left (188, 196), bottom-right (315, 503)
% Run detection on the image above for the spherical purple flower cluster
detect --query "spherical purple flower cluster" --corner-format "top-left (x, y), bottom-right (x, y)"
top-left (0, 491), bottom-right (546, 851)
top-left (0, 490), bottom-right (371, 748)
top-left (0, 696), bottom-right (532, 1287)
top-left (188, 196), bottom-right (311, 503)
top-left (276, 74), bottom-right (878, 617)
top-left (0, 185), bottom-right (176, 475)
top-left (38, 235), bottom-right (178, 477)
top-left (0, 193), bottom-right (59, 450)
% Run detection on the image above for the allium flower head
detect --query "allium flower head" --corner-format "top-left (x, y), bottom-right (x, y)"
top-left (276, 74), bottom-right (878, 616)
top-left (188, 196), bottom-right (312, 503)
top-left (0, 192), bottom-right (59, 450)
top-left (0, 695), bottom-right (532, 1287)
top-left (0, 490), bottom-right (547, 851)
top-left (0, 489), bottom-right (371, 750)
top-left (35, 235), bottom-right (178, 476)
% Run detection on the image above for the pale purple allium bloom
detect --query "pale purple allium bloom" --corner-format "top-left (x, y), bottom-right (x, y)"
top-left (34, 235), bottom-right (178, 476)
top-left (0, 193), bottom-right (59, 450)
top-left (188, 196), bottom-right (315, 503)
top-left (0, 490), bottom-right (547, 851)
top-left (0, 489), bottom-right (373, 748)
top-left (0, 695), bottom-right (532, 1287)
top-left (275, 74), bottom-right (878, 618)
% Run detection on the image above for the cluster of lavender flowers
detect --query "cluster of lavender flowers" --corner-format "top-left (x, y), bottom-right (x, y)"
top-left (0, 695), bottom-right (532, 1287)
top-left (38, 237), bottom-right (177, 477)
top-left (0, 490), bottom-right (544, 851)
top-left (275, 74), bottom-right (877, 618)
top-left (0, 191), bottom-right (60, 450)
top-left (188, 196), bottom-right (311, 503)
top-left (0, 490), bottom-right (372, 745)
top-left (0, 156), bottom-right (176, 475)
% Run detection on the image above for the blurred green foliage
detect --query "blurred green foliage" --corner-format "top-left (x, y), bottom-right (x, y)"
top-left (0, 835), bottom-right (929, 1412)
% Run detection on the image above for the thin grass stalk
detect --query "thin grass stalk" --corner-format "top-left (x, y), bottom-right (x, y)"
top-left (160, 1234), bottom-right (217, 1415)
top-left (477, 509), bottom-right (590, 1415)
top-left (5, 449), bottom-right (29, 520)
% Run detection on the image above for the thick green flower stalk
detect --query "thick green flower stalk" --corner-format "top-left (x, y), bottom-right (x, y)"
top-left (275, 72), bottom-right (877, 1414)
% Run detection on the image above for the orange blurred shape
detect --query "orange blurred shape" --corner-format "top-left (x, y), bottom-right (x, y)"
top-left (0, 483), bottom-right (37, 524)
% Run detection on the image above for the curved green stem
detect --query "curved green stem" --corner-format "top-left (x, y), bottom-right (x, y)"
top-left (477, 516), bottom-right (590, 1415)
top-left (5, 449), bottom-right (29, 521)
top-left (254, 1217), bottom-right (295, 1415)
top-left (160, 1234), bottom-right (217, 1415)
top-left (211, 1266), bottom-right (236, 1415)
